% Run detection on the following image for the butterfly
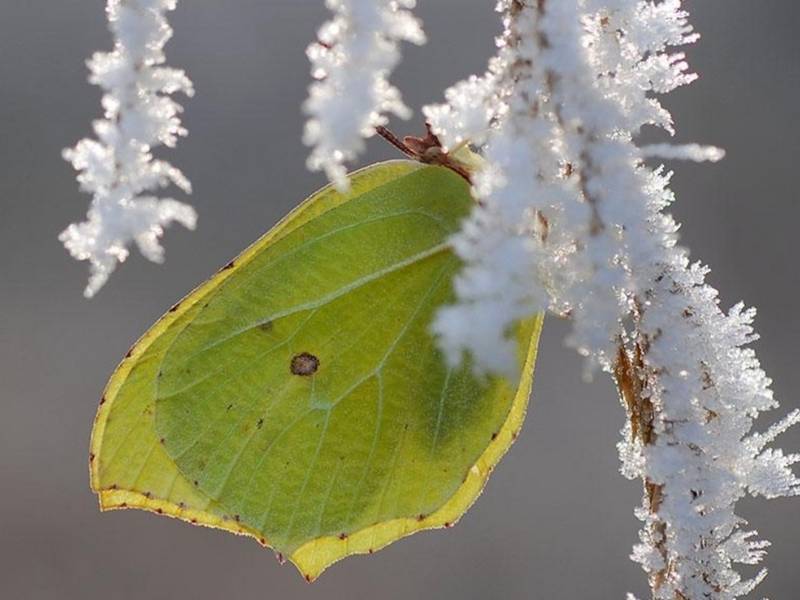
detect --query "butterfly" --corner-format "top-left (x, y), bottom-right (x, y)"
top-left (89, 129), bottom-right (542, 580)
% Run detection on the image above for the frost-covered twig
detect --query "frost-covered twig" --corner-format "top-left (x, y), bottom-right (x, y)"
top-left (62, 0), bottom-right (195, 297)
top-left (427, 2), bottom-right (798, 597)
top-left (303, 0), bottom-right (425, 190)
top-left (308, 0), bottom-right (800, 597)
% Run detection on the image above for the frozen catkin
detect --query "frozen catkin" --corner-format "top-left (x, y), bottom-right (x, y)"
top-left (303, 0), bottom-right (425, 191)
top-left (62, 0), bottom-right (195, 298)
top-left (309, 0), bottom-right (799, 597)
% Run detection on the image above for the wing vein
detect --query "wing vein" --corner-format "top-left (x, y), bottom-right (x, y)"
top-left (179, 241), bottom-right (449, 362)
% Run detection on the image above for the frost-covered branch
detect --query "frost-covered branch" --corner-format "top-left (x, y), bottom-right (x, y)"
top-left (307, 0), bottom-right (799, 597)
top-left (62, 0), bottom-right (195, 297)
top-left (429, 2), bottom-right (798, 597)
top-left (303, 0), bottom-right (425, 190)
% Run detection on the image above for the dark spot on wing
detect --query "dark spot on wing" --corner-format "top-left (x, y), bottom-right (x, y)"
top-left (99, 396), bottom-right (106, 406)
top-left (291, 352), bottom-right (319, 376)
top-left (257, 418), bottom-right (264, 429)
top-left (338, 533), bottom-right (348, 540)
top-left (258, 321), bottom-right (273, 332)
top-left (221, 261), bottom-right (235, 271)
top-left (168, 302), bottom-right (181, 313)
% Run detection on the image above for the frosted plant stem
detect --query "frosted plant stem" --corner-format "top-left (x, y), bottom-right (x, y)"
top-left (529, 3), bottom-right (672, 590)
top-left (62, 0), bottom-right (195, 297)
top-left (615, 335), bottom-right (675, 598)
top-left (417, 1), bottom-right (800, 596)
top-left (528, 2), bottom-right (798, 596)
top-left (303, 0), bottom-right (425, 190)
top-left (532, 3), bottom-right (674, 590)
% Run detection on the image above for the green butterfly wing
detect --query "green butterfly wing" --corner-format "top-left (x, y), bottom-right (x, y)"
top-left (90, 160), bottom-right (543, 580)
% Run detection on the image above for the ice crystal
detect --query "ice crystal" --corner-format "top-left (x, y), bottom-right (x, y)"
top-left (303, 0), bottom-right (425, 190)
top-left (61, 0), bottom-right (195, 297)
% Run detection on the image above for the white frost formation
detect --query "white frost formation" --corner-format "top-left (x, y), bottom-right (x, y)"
top-left (303, 0), bottom-right (425, 190)
top-left (307, 0), bottom-right (799, 597)
top-left (62, 0), bottom-right (195, 297)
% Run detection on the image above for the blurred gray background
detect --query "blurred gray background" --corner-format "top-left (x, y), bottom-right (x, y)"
top-left (1, 1), bottom-right (798, 598)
